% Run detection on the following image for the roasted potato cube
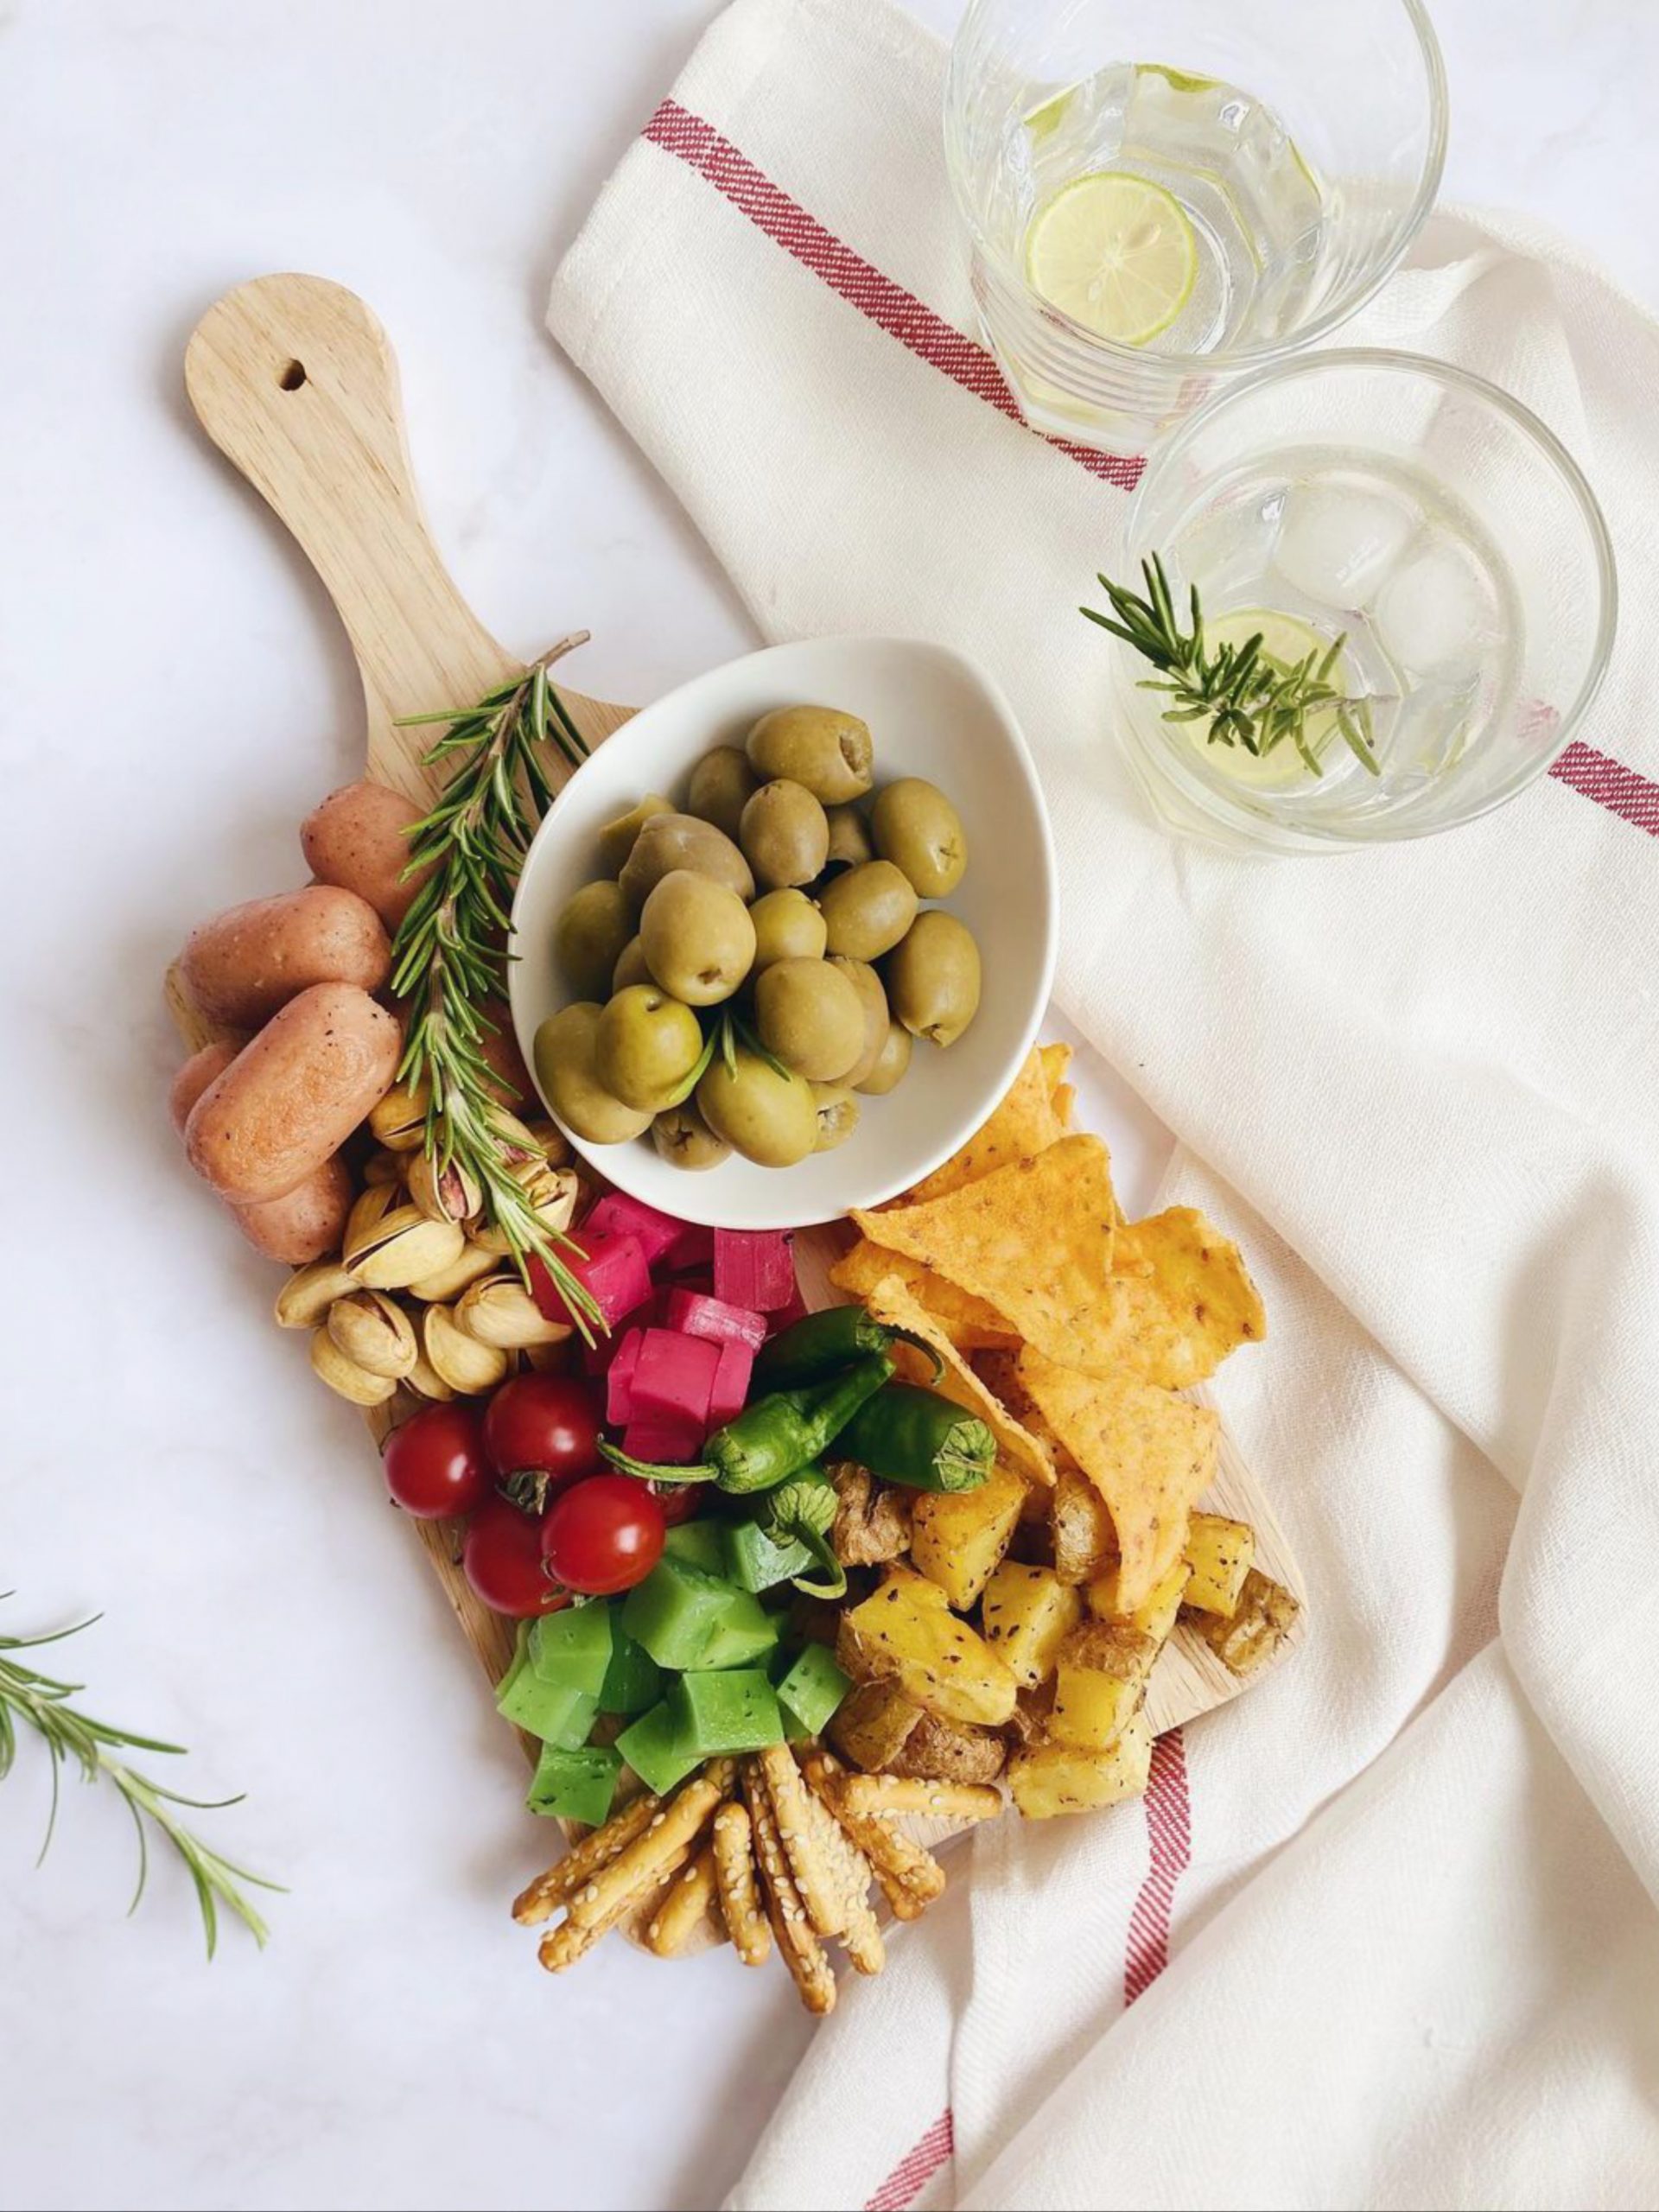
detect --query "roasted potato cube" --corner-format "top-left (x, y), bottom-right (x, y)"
top-left (876, 1560), bottom-right (950, 1605)
top-left (1051, 1469), bottom-right (1118, 1585)
top-left (1190, 1568), bottom-right (1300, 1677)
top-left (1007, 1709), bottom-right (1154, 1819)
top-left (1047, 1624), bottom-right (1157, 1752)
top-left (980, 1562), bottom-right (1084, 1690)
top-left (1182, 1512), bottom-right (1255, 1617)
top-left (828, 1679), bottom-right (925, 1772)
top-left (830, 1464), bottom-right (913, 1567)
top-left (889, 1712), bottom-right (1008, 1786)
top-left (1087, 1558), bottom-right (1192, 1646)
top-left (911, 1465), bottom-right (1027, 1608)
top-left (843, 1581), bottom-right (1018, 1727)
top-left (835, 1611), bottom-right (883, 1686)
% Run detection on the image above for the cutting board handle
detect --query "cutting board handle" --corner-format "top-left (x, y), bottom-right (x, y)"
top-left (184, 273), bottom-right (521, 783)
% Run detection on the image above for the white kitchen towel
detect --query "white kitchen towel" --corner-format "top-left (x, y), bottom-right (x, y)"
top-left (547, 3), bottom-right (1659, 2205)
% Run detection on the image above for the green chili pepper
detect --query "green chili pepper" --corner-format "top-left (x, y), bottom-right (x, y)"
top-left (834, 1383), bottom-right (995, 1493)
top-left (753, 1306), bottom-right (944, 1392)
top-left (600, 1354), bottom-right (894, 1497)
top-left (753, 1464), bottom-right (846, 1600)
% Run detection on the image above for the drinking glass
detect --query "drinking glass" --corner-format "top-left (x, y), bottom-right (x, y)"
top-left (1101, 351), bottom-right (1616, 852)
top-left (944, 0), bottom-right (1448, 455)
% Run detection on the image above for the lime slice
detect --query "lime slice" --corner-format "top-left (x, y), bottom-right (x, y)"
top-left (1022, 86), bottom-right (1077, 143)
top-left (1025, 170), bottom-right (1198, 347)
top-left (1135, 62), bottom-right (1221, 98)
top-left (1186, 609), bottom-right (1349, 789)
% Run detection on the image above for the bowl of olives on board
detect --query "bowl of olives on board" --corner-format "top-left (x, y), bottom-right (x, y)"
top-left (509, 635), bottom-right (1055, 1230)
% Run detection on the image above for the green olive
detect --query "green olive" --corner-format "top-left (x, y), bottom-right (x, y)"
top-left (870, 778), bottom-right (968, 899)
top-left (639, 869), bottom-right (757, 1007)
top-left (855, 1018), bottom-right (912, 1096)
top-left (555, 880), bottom-right (635, 1002)
top-left (739, 779), bottom-right (830, 892)
top-left (828, 956), bottom-right (889, 1087)
top-left (811, 1084), bottom-right (861, 1152)
top-left (754, 957), bottom-right (867, 1083)
top-left (697, 1048), bottom-right (818, 1168)
top-left (594, 985), bottom-right (706, 1112)
top-left (596, 793), bottom-right (673, 874)
top-left (747, 705), bottom-right (874, 804)
top-left (885, 911), bottom-right (982, 1047)
top-left (817, 861), bottom-right (918, 962)
top-left (533, 1002), bottom-right (654, 1145)
top-left (619, 811), bottom-right (754, 912)
top-left (652, 1102), bottom-right (732, 1172)
top-left (823, 804), bottom-right (874, 874)
top-left (612, 936), bottom-right (652, 992)
top-left (686, 747), bottom-right (760, 842)
top-left (749, 888), bottom-right (827, 974)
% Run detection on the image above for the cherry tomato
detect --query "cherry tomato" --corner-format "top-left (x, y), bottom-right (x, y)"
top-left (462, 1497), bottom-right (566, 1618)
top-left (540, 1475), bottom-right (665, 1598)
top-left (653, 1484), bottom-right (703, 1528)
top-left (382, 1402), bottom-right (490, 1520)
top-left (483, 1373), bottom-right (604, 1497)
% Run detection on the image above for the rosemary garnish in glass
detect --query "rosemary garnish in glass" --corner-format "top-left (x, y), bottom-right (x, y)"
top-left (1083, 554), bottom-right (1381, 777)
top-left (390, 634), bottom-right (602, 1337)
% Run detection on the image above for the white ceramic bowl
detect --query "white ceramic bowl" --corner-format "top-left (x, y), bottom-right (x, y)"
top-left (510, 635), bottom-right (1056, 1230)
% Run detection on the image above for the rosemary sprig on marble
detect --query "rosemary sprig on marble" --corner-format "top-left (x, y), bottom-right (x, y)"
top-left (1083, 554), bottom-right (1380, 776)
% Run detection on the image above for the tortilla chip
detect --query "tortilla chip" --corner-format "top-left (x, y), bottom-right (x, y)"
top-left (829, 1238), bottom-right (1018, 1352)
top-left (1039, 1041), bottom-right (1071, 1096)
top-left (865, 1274), bottom-right (1056, 1489)
top-left (1097, 1208), bottom-right (1267, 1389)
top-left (855, 1137), bottom-right (1121, 1378)
top-left (899, 1046), bottom-right (1062, 1207)
top-left (1051, 1082), bottom-right (1077, 1131)
top-left (1017, 1347), bottom-right (1218, 1609)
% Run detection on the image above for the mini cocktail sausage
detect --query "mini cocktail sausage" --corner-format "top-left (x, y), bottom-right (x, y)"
top-left (181, 885), bottom-right (391, 1028)
top-left (300, 778), bottom-right (431, 931)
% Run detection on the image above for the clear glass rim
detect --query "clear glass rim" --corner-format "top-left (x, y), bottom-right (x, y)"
top-left (1117, 346), bottom-right (1620, 844)
top-left (944, 0), bottom-right (1451, 375)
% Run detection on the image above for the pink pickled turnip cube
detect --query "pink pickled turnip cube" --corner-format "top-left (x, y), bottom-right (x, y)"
top-left (530, 1232), bottom-right (651, 1330)
top-left (765, 1284), bottom-right (810, 1338)
top-left (622, 1414), bottom-right (705, 1465)
top-left (583, 1295), bottom-right (655, 1376)
top-left (713, 1229), bottom-right (798, 1313)
top-left (605, 1331), bottom-right (646, 1426)
top-left (664, 1221), bottom-right (715, 1272)
top-left (629, 1329), bottom-right (720, 1427)
top-left (662, 1288), bottom-right (768, 1353)
top-left (581, 1193), bottom-right (688, 1272)
top-left (706, 1338), bottom-right (755, 1431)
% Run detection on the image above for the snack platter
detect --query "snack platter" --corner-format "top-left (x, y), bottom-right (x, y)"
top-left (168, 274), bottom-right (1303, 2005)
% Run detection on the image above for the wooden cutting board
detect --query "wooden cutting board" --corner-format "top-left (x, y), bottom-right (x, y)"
top-left (170, 271), bottom-right (1302, 1756)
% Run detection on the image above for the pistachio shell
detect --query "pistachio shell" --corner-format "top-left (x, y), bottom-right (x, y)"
top-left (361, 1147), bottom-right (404, 1188)
top-left (309, 1325), bottom-right (397, 1405)
top-left (406, 1241), bottom-right (501, 1303)
top-left (486, 1105), bottom-right (540, 1160)
top-left (472, 1167), bottom-right (581, 1255)
top-left (368, 1078), bottom-right (430, 1152)
top-left (346, 1204), bottom-right (467, 1291)
top-left (274, 1260), bottom-right (357, 1330)
top-left (406, 1151), bottom-right (483, 1225)
top-left (404, 1347), bottom-right (456, 1402)
top-left (422, 1302), bottom-right (510, 1395)
top-left (522, 1118), bottom-right (574, 1167)
top-left (326, 1290), bottom-right (417, 1380)
top-left (344, 1179), bottom-right (399, 1253)
top-left (456, 1274), bottom-right (572, 1351)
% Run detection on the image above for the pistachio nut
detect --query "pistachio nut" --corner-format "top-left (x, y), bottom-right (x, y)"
top-left (346, 1203), bottom-right (467, 1292)
top-left (368, 1078), bottom-right (430, 1153)
top-left (404, 1346), bottom-right (456, 1402)
top-left (309, 1325), bottom-right (397, 1406)
top-left (406, 1150), bottom-right (483, 1226)
top-left (472, 1166), bottom-right (581, 1255)
top-left (361, 1147), bottom-right (404, 1188)
top-left (406, 1240), bottom-right (501, 1303)
top-left (326, 1289), bottom-right (417, 1380)
top-left (456, 1274), bottom-right (572, 1351)
top-left (485, 1104), bottom-right (541, 1166)
top-left (422, 1302), bottom-right (510, 1395)
top-left (274, 1260), bottom-right (357, 1330)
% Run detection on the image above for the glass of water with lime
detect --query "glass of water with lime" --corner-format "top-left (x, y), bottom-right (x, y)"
top-left (945, 0), bottom-right (1447, 454)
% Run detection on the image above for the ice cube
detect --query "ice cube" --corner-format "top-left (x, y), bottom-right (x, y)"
top-left (1271, 483), bottom-right (1415, 611)
top-left (1373, 539), bottom-right (1494, 679)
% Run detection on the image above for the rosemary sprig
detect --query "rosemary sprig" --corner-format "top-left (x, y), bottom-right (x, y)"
top-left (0, 1604), bottom-right (280, 1956)
top-left (1082, 554), bottom-right (1380, 777)
top-left (390, 636), bottom-right (603, 1338)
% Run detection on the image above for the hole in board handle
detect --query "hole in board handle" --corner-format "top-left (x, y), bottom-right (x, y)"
top-left (279, 359), bottom-right (307, 391)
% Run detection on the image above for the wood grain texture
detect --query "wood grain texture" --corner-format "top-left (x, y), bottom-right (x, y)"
top-left (169, 275), bottom-right (1301, 1951)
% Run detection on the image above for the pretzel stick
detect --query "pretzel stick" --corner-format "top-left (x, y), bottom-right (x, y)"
top-left (712, 1802), bottom-right (772, 1968)
top-left (743, 1762), bottom-right (836, 2016)
top-left (538, 1867), bottom-right (678, 1974)
top-left (565, 1762), bottom-right (734, 1933)
top-left (512, 1792), bottom-right (659, 1926)
top-left (645, 1844), bottom-right (722, 1959)
top-left (836, 1774), bottom-right (1004, 1824)
top-left (804, 1753), bottom-right (946, 1909)
top-left (798, 1770), bottom-right (885, 1974)
top-left (759, 1745), bottom-right (845, 1942)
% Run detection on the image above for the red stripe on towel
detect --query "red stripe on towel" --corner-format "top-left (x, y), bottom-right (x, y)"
top-left (1549, 739), bottom-right (1659, 836)
top-left (1124, 1727), bottom-right (1192, 2005)
top-left (867, 2108), bottom-right (955, 2212)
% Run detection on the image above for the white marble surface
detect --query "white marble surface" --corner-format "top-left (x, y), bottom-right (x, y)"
top-left (1, 3), bottom-right (1656, 2208)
